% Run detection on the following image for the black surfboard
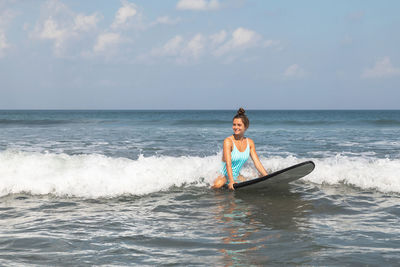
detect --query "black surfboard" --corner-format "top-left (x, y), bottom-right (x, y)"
top-left (233, 161), bottom-right (315, 190)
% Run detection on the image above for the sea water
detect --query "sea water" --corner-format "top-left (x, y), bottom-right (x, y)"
top-left (0, 110), bottom-right (399, 265)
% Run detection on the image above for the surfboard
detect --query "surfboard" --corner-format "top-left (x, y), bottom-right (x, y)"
top-left (233, 161), bottom-right (315, 190)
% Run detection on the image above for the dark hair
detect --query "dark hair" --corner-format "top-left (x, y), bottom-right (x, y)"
top-left (233, 107), bottom-right (249, 128)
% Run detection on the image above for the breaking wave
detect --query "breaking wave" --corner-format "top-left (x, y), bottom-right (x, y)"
top-left (0, 150), bottom-right (399, 198)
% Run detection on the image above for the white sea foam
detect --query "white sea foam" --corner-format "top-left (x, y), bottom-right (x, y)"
top-left (301, 155), bottom-right (400, 193)
top-left (0, 150), bottom-right (220, 198)
top-left (0, 150), bottom-right (399, 197)
top-left (369, 141), bottom-right (400, 147)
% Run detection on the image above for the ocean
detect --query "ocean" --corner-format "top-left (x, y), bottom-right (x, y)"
top-left (0, 110), bottom-right (399, 266)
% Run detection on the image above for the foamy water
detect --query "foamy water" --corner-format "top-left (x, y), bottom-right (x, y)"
top-left (1, 150), bottom-right (399, 198)
top-left (0, 150), bottom-right (218, 197)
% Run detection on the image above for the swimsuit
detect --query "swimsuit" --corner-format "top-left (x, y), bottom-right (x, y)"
top-left (220, 137), bottom-right (250, 183)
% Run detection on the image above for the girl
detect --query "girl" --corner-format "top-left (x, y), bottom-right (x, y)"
top-left (213, 108), bottom-right (268, 190)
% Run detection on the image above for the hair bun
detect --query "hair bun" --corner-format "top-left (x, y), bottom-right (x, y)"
top-left (237, 107), bottom-right (246, 116)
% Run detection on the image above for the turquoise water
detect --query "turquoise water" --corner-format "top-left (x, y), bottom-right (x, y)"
top-left (1, 110), bottom-right (400, 265)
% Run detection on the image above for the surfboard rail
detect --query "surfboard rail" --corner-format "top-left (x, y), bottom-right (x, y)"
top-left (233, 161), bottom-right (315, 190)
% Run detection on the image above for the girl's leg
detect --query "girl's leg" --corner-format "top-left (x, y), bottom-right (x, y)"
top-left (237, 175), bottom-right (247, 182)
top-left (212, 175), bottom-right (227, 189)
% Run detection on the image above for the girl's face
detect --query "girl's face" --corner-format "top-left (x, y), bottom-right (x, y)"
top-left (232, 118), bottom-right (246, 136)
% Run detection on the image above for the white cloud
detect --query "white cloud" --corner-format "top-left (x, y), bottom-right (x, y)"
top-left (182, 33), bottom-right (205, 59)
top-left (214, 27), bottom-right (261, 56)
top-left (94, 32), bottom-right (122, 52)
top-left (146, 27), bottom-right (279, 64)
top-left (163, 35), bottom-right (184, 55)
top-left (176, 0), bottom-right (220, 11)
top-left (0, 32), bottom-right (9, 57)
top-left (362, 57), bottom-right (400, 78)
top-left (152, 35), bottom-right (184, 57)
top-left (0, 9), bottom-right (16, 58)
top-left (149, 34), bottom-right (206, 63)
top-left (151, 16), bottom-right (181, 26)
top-left (209, 30), bottom-right (227, 46)
top-left (39, 17), bottom-right (69, 50)
top-left (284, 64), bottom-right (307, 78)
top-left (263, 39), bottom-right (281, 48)
top-left (31, 0), bottom-right (101, 56)
top-left (111, 0), bottom-right (138, 29)
top-left (90, 1), bottom-right (143, 55)
top-left (74, 13), bottom-right (101, 32)
top-left (231, 27), bottom-right (260, 46)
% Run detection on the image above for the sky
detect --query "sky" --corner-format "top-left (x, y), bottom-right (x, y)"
top-left (1, 0), bottom-right (400, 109)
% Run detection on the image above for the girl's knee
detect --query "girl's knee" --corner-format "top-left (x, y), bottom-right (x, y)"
top-left (212, 176), bottom-right (226, 188)
top-left (237, 175), bottom-right (246, 182)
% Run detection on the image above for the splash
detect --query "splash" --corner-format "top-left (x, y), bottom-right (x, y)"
top-left (0, 150), bottom-right (399, 197)
top-left (0, 150), bottom-right (219, 198)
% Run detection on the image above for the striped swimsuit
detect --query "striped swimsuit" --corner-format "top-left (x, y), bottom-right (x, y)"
top-left (220, 137), bottom-right (250, 183)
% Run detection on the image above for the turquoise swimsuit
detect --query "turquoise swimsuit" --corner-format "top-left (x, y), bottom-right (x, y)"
top-left (220, 137), bottom-right (250, 183)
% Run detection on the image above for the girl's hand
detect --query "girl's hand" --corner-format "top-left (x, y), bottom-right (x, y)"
top-left (228, 182), bottom-right (235, 190)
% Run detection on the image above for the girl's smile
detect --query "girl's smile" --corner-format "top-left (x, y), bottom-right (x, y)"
top-left (232, 118), bottom-right (246, 137)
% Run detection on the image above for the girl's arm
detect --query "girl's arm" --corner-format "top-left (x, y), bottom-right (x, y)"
top-left (223, 138), bottom-right (235, 190)
top-left (249, 138), bottom-right (268, 177)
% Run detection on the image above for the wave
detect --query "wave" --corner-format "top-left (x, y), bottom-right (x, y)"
top-left (172, 119), bottom-right (229, 126)
top-left (0, 119), bottom-right (73, 126)
top-left (257, 120), bottom-right (341, 126)
top-left (0, 151), bottom-right (399, 198)
top-left (1, 118), bottom-right (399, 127)
top-left (0, 151), bottom-right (219, 198)
top-left (302, 156), bottom-right (400, 193)
top-left (255, 119), bottom-right (400, 127)
top-left (362, 119), bottom-right (400, 126)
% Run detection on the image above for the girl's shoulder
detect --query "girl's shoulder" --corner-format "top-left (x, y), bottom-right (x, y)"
top-left (246, 137), bottom-right (255, 147)
top-left (223, 136), bottom-right (234, 144)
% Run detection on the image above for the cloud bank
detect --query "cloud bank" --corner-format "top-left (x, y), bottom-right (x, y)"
top-left (147, 27), bottom-right (279, 64)
top-left (27, 1), bottom-right (278, 62)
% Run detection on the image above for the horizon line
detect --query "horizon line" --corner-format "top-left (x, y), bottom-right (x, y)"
top-left (1, 108), bottom-right (400, 111)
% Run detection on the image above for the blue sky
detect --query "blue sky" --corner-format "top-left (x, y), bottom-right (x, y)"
top-left (1, 0), bottom-right (400, 109)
